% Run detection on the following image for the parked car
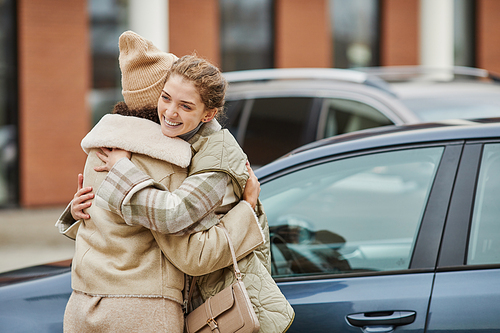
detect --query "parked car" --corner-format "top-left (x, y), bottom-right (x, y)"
top-left (2, 118), bottom-right (500, 331)
top-left (224, 66), bottom-right (500, 166)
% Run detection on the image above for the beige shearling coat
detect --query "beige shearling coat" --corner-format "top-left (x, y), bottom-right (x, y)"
top-left (56, 115), bottom-right (264, 332)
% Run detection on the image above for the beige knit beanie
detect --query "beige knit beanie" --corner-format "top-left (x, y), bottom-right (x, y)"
top-left (119, 30), bottom-right (178, 109)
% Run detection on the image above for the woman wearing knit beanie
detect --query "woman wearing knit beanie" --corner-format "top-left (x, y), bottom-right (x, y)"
top-left (89, 44), bottom-right (295, 333)
top-left (56, 31), bottom-right (266, 333)
top-left (68, 31), bottom-right (294, 332)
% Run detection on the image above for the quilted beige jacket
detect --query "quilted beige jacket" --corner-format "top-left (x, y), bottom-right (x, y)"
top-left (188, 124), bottom-right (295, 333)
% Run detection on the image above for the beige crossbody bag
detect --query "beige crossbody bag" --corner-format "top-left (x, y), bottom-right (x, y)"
top-left (184, 225), bottom-right (260, 333)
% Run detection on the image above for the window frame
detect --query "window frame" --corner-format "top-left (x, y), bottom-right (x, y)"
top-left (219, 0), bottom-right (274, 72)
top-left (438, 139), bottom-right (500, 271)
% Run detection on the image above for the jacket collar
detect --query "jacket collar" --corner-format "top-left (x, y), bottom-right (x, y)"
top-left (81, 114), bottom-right (192, 168)
top-left (187, 118), bottom-right (222, 145)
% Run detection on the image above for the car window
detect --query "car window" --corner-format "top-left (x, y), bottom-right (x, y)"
top-left (223, 99), bottom-right (245, 136)
top-left (260, 147), bottom-right (444, 278)
top-left (320, 98), bottom-right (393, 139)
top-left (225, 97), bottom-right (314, 166)
top-left (467, 143), bottom-right (500, 265)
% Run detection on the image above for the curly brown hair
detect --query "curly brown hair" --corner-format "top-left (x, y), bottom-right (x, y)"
top-left (166, 55), bottom-right (227, 119)
top-left (112, 101), bottom-right (160, 124)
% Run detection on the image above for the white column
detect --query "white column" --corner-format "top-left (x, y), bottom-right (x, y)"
top-left (128, 0), bottom-right (169, 52)
top-left (420, 0), bottom-right (454, 69)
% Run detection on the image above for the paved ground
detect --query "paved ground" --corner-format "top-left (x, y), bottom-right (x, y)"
top-left (0, 206), bottom-right (75, 273)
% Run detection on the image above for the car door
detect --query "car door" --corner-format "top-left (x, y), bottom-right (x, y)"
top-left (258, 142), bottom-right (463, 332)
top-left (427, 141), bottom-right (500, 332)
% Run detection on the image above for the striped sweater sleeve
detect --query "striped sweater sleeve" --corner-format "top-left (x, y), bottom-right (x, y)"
top-left (95, 157), bottom-right (228, 235)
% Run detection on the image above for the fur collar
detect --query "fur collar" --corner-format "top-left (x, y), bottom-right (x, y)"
top-left (81, 114), bottom-right (192, 168)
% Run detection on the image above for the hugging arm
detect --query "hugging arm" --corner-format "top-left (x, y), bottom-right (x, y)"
top-left (95, 157), bottom-right (258, 235)
top-left (95, 158), bottom-right (228, 234)
top-left (155, 200), bottom-right (265, 276)
top-left (61, 149), bottom-right (260, 238)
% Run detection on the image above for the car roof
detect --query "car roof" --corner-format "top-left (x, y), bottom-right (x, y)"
top-left (357, 66), bottom-right (500, 98)
top-left (223, 67), bottom-right (396, 96)
top-left (256, 117), bottom-right (500, 178)
top-left (355, 65), bottom-right (500, 83)
top-left (222, 67), bottom-right (419, 123)
top-left (223, 66), bottom-right (500, 98)
top-left (389, 81), bottom-right (500, 99)
top-left (224, 67), bottom-right (370, 83)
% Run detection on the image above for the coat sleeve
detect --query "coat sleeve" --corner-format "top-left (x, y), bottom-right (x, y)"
top-left (153, 200), bottom-right (264, 276)
top-left (55, 201), bottom-right (81, 240)
top-left (95, 157), bottom-right (228, 235)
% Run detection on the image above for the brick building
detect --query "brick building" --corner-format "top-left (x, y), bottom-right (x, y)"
top-left (1, 0), bottom-right (499, 208)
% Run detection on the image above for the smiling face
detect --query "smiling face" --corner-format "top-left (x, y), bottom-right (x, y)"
top-left (157, 74), bottom-right (217, 138)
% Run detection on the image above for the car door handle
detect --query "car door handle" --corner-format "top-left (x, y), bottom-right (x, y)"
top-left (346, 311), bottom-right (416, 327)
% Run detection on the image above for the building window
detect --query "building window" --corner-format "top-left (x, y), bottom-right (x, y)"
top-left (220, 0), bottom-right (274, 72)
top-left (0, 0), bottom-right (18, 207)
top-left (454, 0), bottom-right (475, 67)
top-left (89, 0), bottom-right (128, 124)
top-left (329, 0), bottom-right (380, 68)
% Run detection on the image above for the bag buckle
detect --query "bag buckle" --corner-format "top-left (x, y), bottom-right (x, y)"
top-left (207, 317), bottom-right (218, 330)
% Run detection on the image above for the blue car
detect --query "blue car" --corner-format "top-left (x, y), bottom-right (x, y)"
top-left (2, 118), bottom-right (500, 332)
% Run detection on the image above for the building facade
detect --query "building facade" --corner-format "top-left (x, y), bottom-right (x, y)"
top-left (1, 0), bottom-right (500, 208)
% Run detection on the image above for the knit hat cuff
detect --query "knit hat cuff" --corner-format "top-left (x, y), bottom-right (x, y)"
top-left (122, 72), bottom-right (168, 109)
top-left (118, 30), bottom-right (178, 110)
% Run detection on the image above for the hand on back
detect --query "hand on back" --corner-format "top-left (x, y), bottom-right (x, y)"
top-left (94, 147), bottom-right (131, 172)
top-left (70, 173), bottom-right (93, 220)
top-left (242, 161), bottom-right (260, 210)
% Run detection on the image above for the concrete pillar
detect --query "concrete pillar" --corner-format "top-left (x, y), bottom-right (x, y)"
top-left (420, 0), bottom-right (454, 68)
top-left (129, 0), bottom-right (169, 52)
